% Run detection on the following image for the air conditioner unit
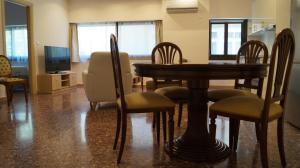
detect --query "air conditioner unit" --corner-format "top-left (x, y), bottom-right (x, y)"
top-left (166, 0), bottom-right (199, 13)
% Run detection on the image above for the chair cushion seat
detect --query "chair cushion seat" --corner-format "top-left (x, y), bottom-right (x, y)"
top-left (210, 96), bottom-right (283, 121)
top-left (0, 77), bottom-right (25, 84)
top-left (155, 86), bottom-right (189, 100)
top-left (208, 89), bottom-right (257, 102)
top-left (117, 92), bottom-right (175, 111)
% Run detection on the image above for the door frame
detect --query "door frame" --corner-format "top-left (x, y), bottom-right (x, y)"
top-left (1, 0), bottom-right (37, 95)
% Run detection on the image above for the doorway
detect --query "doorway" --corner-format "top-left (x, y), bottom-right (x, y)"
top-left (4, 1), bottom-right (29, 91)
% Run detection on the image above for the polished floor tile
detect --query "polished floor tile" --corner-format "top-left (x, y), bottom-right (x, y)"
top-left (0, 87), bottom-right (299, 167)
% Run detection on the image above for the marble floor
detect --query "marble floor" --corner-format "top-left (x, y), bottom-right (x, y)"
top-left (0, 87), bottom-right (300, 168)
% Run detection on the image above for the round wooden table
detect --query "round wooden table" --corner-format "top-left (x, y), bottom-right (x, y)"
top-left (133, 63), bottom-right (268, 162)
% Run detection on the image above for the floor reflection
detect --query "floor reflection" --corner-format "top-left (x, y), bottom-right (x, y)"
top-left (0, 88), bottom-right (299, 167)
top-left (80, 112), bottom-right (87, 143)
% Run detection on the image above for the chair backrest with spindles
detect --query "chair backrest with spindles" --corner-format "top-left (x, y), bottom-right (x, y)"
top-left (151, 42), bottom-right (183, 65)
top-left (262, 28), bottom-right (295, 121)
top-left (235, 40), bottom-right (269, 97)
top-left (110, 34), bottom-right (127, 110)
top-left (151, 42), bottom-right (183, 88)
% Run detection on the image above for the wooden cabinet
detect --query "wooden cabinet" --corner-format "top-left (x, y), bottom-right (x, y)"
top-left (38, 72), bottom-right (77, 93)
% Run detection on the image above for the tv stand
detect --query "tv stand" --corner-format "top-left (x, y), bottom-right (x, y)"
top-left (38, 72), bottom-right (77, 93)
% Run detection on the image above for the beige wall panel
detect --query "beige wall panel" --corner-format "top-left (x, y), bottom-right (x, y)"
top-left (210, 0), bottom-right (252, 18)
top-left (276, 0), bottom-right (291, 32)
top-left (32, 0), bottom-right (69, 75)
top-left (68, 0), bottom-right (162, 22)
top-left (252, 0), bottom-right (276, 20)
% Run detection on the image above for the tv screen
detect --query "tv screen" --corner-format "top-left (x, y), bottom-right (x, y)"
top-left (44, 46), bottom-right (70, 73)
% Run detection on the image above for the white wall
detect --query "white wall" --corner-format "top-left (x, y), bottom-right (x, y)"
top-left (68, 0), bottom-right (211, 83)
top-left (68, 0), bottom-right (162, 22)
top-left (251, 0), bottom-right (291, 32)
top-left (276, 0), bottom-right (291, 32)
top-left (68, 0), bottom-right (253, 84)
top-left (252, 0), bottom-right (276, 20)
top-left (32, 0), bottom-right (69, 74)
top-left (0, 0), bottom-right (293, 90)
top-left (210, 0), bottom-right (252, 18)
top-left (0, 0), bottom-right (69, 98)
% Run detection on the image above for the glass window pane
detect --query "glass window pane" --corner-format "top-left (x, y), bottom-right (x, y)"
top-left (227, 24), bottom-right (242, 55)
top-left (118, 22), bottom-right (156, 57)
top-left (5, 26), bottom-right (28, 66)
top-left (211, 24), bottom-right (225, 55)
top-left (78, 23), bottom-right (116, 61)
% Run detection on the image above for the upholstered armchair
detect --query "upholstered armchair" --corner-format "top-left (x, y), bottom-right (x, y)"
top-left (82, 52), bottom-right (132, 110)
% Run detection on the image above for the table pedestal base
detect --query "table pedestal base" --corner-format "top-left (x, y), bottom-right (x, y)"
top-left (166, 138), bottom-right (231, 162)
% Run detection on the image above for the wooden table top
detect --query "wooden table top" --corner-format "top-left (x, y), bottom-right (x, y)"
top-left (133, 63), bottom-right (268, 80)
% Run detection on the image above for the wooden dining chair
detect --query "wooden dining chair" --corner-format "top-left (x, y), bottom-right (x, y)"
top-left (208, 40), bottom-right (269, 102)
top-left (0, 55), bottom-right (28, 106)
top-left (209, 28), bottom-right (295, 168)
top-left (152, 42), bottom-right (189, 129)
top-left (208, 40), bottom-right (269, 142)
top-left (110, 35), bottom-right (175, 164)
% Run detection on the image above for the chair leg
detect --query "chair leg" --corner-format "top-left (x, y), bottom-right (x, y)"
top-left (9, 87), bottom-right (13, 102)
top-left (162, 112), bottom-right (167, 143)
top-left (277, 117), bottom-right (286, 167)
top-left (152, 113), bottom-right (156, 129)
top-left (90, 102), bottom-right (97, 111)
top-left (229, 118), bottom-right (234, 150)
top-left (259, 123), bottom-right (269, 168)
top-left (113, 108), bottom-right (121, 150)
top-left (141, 77), bottom-right (143, 92)
top-left (233, 120), bottom-right (240, 152)
top-left (156, 112), bottom-right (161, 145)
top-left (117, 113), bottom-right (127, 164)
top-left (177, 103), bottom-right (183, 127)
top-left (255, 122), bottom-right (261, 143)
top-left (24, 83), bottom-right (28, 103)
top-left (168, 109), bottom-right (175, 156)
top-left (5, 85), bottom-right (11, 106)
top-left (209, 114), bottom-right (217, 142)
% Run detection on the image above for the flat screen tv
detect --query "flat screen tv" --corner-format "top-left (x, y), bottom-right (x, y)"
top-left (44, 46), bottom-right (70, 73)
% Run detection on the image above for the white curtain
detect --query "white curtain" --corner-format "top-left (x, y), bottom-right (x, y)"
top-left (155, 20), bottom-right (163, 44)
top-left (118, 21), bottom-right (156, 58)
top-left (77, 23), bottom-right (116, 62)
top-left (5, 25), bottom-right (28, 66)
top-left (69, 23), bottom-right (80, 62)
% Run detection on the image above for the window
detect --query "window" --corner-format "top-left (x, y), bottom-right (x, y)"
top-left (118, 22), bottom-right (156, 58)
top-left (209, 20), bottom-right (247, 60)
top-left (77, 21), bottom-right (156, 61)
top-left (5, 25), bottom-right (28, 66)
top-left (78, 23), bottom-right (116, 61)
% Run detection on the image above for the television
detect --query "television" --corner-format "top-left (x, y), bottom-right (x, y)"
top-left (44, 46), bottom-right (71, 73)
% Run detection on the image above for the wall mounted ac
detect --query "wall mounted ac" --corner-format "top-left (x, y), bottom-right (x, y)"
top-left (166, 0), bottom-right (199, 13)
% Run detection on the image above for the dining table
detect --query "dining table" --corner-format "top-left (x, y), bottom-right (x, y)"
top-left (133, 63), bottom-right (268, 162)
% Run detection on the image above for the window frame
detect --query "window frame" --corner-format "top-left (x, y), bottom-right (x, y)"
top-left (117, 21), bottom-right (156, 59)
top-left (209, 19), bottom-right (248, 60)
top-left (77, 21), bottom-right (157, 61)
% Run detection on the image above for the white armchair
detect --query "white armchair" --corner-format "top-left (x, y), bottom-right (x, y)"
top-left (82, 52), bottom-right (132, 110)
